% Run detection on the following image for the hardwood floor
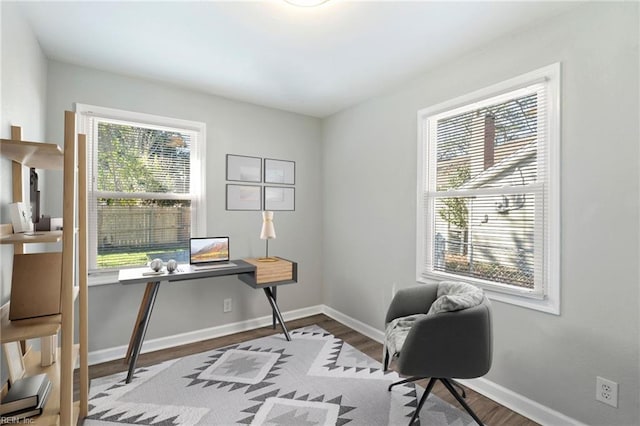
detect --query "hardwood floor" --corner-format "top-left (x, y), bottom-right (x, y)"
top-left (77, 314), bottom-right (538, 425)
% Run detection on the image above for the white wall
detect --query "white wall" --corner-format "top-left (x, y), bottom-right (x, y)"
top-left (0, 1), bottom-right (48, 385)
top-left (44, 61), bottom-right (323, 352)
top-left (322, 3), bottom-right (638, 425)
top-left (0, 2), bottom-right (48, 305)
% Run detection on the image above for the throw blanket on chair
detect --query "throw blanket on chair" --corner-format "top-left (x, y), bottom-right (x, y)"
top-left (383, 314), bottom-right (427, 364)
top-left (427, 281), bottom-right (484, 315)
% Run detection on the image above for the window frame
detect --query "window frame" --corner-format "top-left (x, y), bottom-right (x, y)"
top-left (416, 63), bottom-right (561, 314)
top-left (76, 104), bottom-right (206, 283)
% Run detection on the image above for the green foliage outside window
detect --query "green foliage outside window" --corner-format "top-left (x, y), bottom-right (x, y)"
top-left (438, 166), bottom-right (470, 229)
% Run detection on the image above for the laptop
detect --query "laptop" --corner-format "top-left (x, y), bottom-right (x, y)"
top-left (189, 237), bottom-right (236, 270)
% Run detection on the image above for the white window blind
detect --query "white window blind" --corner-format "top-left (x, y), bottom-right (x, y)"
top-left (77, 105), bottom-right (205, 272)
top-left (417, 64), bottom-right (560, 312)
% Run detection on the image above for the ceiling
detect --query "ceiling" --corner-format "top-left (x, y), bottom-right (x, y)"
top-left (16, 1), bottom-right (580, 117)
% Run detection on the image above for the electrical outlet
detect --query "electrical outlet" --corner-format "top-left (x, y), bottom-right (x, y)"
top-left (223, 298), bottom-right (232, 313)
top-left (596, 376), bottom-right (618, 408)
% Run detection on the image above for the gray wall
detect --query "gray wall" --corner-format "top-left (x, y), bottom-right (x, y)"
top-left (44, 61), bottom-right (323, 352)
top-left (322, 3), bottom-right (638, 425)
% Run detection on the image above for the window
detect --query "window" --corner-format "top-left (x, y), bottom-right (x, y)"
top-left (416, 64), bottom-right (560, 314)
top-left (77, 104), bottom-right (206, 274)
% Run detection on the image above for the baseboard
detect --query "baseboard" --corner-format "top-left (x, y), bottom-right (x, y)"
top-left (88, 304), bottom-right (323, 365)
top-left (88, 303), bottom-right (585, 426)
top-left (321, 305), bottom-right (385, 343)
top-left (457, 377), bottom-right (587, 426)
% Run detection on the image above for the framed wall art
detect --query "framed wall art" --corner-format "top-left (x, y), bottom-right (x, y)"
top-left (264, 158), bottom-right (295, 185)
top-left (226, 184), bottom-right (262, 211)
top-left (264, 186), bottom-right (295, 211)
top-left (226, 154), bottom-right (262, 183)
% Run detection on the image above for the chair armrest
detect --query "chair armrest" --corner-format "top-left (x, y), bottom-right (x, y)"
top-left (385, 283), bottom-right (438, 324)
top-left (396, 300), bottom-right (492, 379)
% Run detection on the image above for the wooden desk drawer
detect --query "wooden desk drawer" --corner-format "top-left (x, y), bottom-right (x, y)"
top-left (243, 258), bottom-right (295, 284)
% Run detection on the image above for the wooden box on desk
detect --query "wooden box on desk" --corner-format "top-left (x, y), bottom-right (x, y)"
top-left (9, 253), bottom-right (62, 320)
top-left (242, 257), bottom-right (297, 285)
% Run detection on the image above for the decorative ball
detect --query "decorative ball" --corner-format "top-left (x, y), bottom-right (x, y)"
top-left (150, 258), bottom-right (163, 272)
top-left (166, 259), bottom-right (177, 273)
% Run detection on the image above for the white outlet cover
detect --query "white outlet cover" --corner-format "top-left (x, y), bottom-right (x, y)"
top-left (596, 376), bottom-right (618, 408)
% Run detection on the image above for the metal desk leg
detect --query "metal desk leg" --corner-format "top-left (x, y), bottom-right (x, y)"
top-left (126, 281), bottom-right (160, 383)
top-left (125, 283), bottom-right (155, 364)
top-left (263, 287), bottom-right (290, 341)
top-left (271, 286), bottom-right (277, 329)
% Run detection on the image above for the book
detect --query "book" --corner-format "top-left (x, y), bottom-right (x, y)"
top-left (0, 380), bottom-right (51, 424)
top-left (0, 373), bottom-right (51, 415)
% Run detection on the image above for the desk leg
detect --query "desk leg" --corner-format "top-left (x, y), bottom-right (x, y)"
top-left (125, 283), bottom-right (154, 364)
top-left (263, 287), bottom-right (291, 341)
top-left (271, 286), bottom-right (277, 329)
top-left (126, 281), bottom-right (160, 384)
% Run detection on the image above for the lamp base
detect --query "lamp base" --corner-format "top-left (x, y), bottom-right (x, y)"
top-left (259, 239), bottom-right (277, 262)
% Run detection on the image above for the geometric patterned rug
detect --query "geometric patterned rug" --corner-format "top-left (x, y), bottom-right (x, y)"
top-left (84, 325), bottom-right (474, 425)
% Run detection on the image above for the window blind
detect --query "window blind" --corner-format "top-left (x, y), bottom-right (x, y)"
top-left (422, 82), bottom-right (548, 295)
top-left (86, 117), bottom-right (196, 270)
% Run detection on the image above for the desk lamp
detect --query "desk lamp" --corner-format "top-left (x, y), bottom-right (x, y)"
top-left (259, 211), bottom-right (277, 262)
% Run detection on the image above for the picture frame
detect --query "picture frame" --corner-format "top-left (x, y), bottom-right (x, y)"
top-left (3, 341), bottom-right (26, 385)
top-left (9, 201), bottom-right (32, 233)
top-left (264, 158), bottom-right (295, 185)
top-left (264, 186), bottom-right (295, 211)
top-left (226, 154), bottom-right (262, 183)
top-left (226, 184), bottom-right (262, 211)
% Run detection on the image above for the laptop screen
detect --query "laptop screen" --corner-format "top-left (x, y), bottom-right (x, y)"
top-left (189, 237), bottom-right (230, 265)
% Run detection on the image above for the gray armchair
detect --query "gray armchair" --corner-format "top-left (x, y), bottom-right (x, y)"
top-left (384, 283), bottom-right (492, 425)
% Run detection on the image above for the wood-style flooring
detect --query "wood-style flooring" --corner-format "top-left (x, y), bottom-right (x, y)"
top-left (77, 314), bottom-right (538, 425)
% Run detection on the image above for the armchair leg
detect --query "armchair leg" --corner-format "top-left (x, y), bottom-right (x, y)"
top-left (408, 377), bottom-right (436, 425)
top-left (440, 378), bottom-right (483, 426)
top-left (389, 377), bottom-right (484, 425)
top-left (388, 376), bottom-right (428, 391)
top-left (451, 379), bottom-right (466, 398)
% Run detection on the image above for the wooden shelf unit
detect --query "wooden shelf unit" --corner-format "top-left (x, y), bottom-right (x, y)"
top-left (0, 115), bottom-right (88, 424)
top-left (0, 230), bottom-right (63, 244)
top-left (0, 138), bottom-right (64, 169)
top-left (1, 307), bottom-right (61, 344)
top-left (21, 346), bottom-right (80, 425)
top-left (0, 288), bottom-right (80, 344)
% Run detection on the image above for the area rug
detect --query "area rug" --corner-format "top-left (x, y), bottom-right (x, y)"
top-left (85, 325), bottom-right (474, 425)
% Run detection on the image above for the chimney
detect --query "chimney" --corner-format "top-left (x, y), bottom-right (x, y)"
top-left (483, 113), bottom-right (495, 170)
top-left (469, 112), bottom-right (497, 176)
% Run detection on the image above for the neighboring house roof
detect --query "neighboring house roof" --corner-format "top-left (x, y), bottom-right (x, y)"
top-left (458, 142), bottom-right (536, 190)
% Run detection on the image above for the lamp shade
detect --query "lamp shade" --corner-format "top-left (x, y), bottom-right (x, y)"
top-left (260, 211), bottom-right (276, 240)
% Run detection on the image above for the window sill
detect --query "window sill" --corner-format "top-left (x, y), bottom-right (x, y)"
top-left (417, 274), bottom-right (560, 315)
